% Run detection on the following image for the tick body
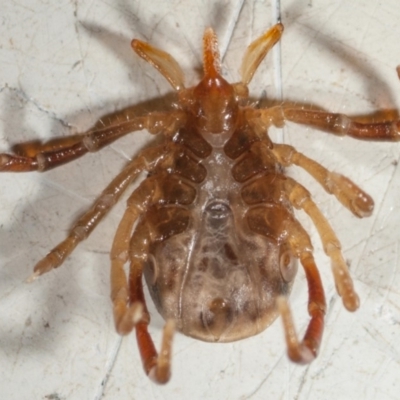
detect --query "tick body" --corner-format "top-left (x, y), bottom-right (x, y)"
top-left (1, 22), bottom-right (399, 384)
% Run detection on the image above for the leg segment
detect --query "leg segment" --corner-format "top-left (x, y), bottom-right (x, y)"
top-left (279, 215), bottom-right (326, 363)
top-left (128, 221), bottom-right (175, 384)
top-left (283, 108), bottom-right (400, 141)
top-left (278, 252), bottom-right (325, 364)
top-left (111, 211), bottom-right (175, 383)
top-left (28, 145), bottom-right (171, 281)
top-left (0, 111), bottom-right (185, 172)
top-left (272, 143), bottom-right (374, 218)
top-left (284, 177), bottom-right (359, 311)
top-left (110, 175), bottom-right (194, 383)
top-left (136, 320), bottom-right (175, 384)
top-left (246, 204), bottom-right (326, 363)
top-left (245, 105), bottom-right (400, 141)
top-left (110, 172), bottom-right (195, 333)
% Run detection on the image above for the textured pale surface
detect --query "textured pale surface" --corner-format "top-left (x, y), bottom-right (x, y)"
top-left (1, 0), bottom-right (400, 399)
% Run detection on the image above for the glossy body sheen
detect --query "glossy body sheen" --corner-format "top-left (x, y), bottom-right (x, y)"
top-left (1, 23), bottom-right (399, 384)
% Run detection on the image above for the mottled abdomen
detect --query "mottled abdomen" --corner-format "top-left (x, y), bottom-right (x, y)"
top-left (145, 196), bottom-right (297, 343)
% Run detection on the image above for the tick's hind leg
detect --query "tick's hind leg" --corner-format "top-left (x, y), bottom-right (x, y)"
top-left (246, 204), bottom-right (326, 363)
top-left (136, 320), bottom-right (175, 384)
top-left (130, 220), bottom-right (175, 384)
top-left (112, 216), bottom-right (175, 384)
top-left (110, 173), bottom-right (195, 383)
top-left (278, 252), bottom-right (326, 363)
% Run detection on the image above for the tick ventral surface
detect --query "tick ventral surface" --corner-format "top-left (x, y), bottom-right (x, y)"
top-left (7, 19), bottom-right (398, 383)
top-left (142, 32), bottom-right (294, 343)
top-left (146, 109), bottom-right (292, 344)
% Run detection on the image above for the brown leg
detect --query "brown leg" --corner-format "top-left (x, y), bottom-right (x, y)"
top-left (109, 204), bottom-right (143, 336)
top-left (245, 105), bottom-right (400, 141)
top-left (0, 110), bottom-right (185, 172)
top-left (110, 177), bottom-right (164, 335)
top-left (284, 177), bottom-right (359, 311)
top-left (110, 174), bottom-right (196, 383)
top-left (283, 108), bottom-right (400, 141)
top-left (136, 320), bottom-right (175, 384)
top-left (111, 213), bottom-right (176, 384)
top-left (246, 203), bottom-right (326, 363)
top-left (280, 214), bottom-right (326, 363)
top-left (28, 145), bottom-right (171, 281)
top-left (272, 143), bottom-right (374, 218)
top-left (278, 251), bottom-right (325, 364)
top-left (128, 221), bottom-right (175, 383)
top-left (110, 154), bottom-right (196, 332)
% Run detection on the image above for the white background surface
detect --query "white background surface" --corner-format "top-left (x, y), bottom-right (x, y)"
top-left (1, 1), bottom-right (400, 399)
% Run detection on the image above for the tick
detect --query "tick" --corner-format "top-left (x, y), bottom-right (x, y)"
top-left (1, 23), bottom-right (399, 384)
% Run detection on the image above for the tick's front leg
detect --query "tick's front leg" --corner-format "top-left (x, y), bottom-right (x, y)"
top-left (0, 110), bottom-right (185, 172)
top-left (283, 108), bottom-right (400, 141)
top-left (247, 105), bottom-right (400, 141)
